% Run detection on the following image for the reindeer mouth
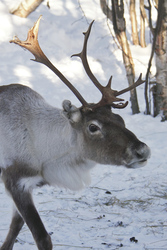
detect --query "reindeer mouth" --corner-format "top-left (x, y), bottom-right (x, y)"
top-left (127, 159), bottom-right (148, 169)
top-left (124, 143), bottom-right (151, 169)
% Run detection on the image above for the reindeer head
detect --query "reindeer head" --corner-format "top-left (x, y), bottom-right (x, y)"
top-left (10, 16), bottom-right (150, 168)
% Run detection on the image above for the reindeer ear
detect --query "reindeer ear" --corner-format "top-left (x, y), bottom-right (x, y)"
top-left (62, 100), bottom-right (82, 123)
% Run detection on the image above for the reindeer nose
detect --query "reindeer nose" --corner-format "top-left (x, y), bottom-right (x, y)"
top-left (126, 142), bottom-right (151, 168)
top-left (135, 142), bottom-right (151, 161)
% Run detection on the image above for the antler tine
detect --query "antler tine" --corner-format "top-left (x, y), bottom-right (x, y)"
top-left (72, 20), bottom-right (104, 93)
top-left (10, 16), bottom-right (88, 107)
top-left (116, 73), bottom-right (145, 97)
top-left (92, 73), bottom-right (145, 109)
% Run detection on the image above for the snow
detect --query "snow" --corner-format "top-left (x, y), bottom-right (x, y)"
top-left (0, 0), bottom-right (167, 249)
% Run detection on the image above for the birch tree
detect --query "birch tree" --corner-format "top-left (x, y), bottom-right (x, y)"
top-left (11, 0), bottom-right (44, 18)
top-left (130, 0), bottom-right (139, 45)
top-left (154, 0), bottom-right (167, 120)
top-left (100, 0), bottom-right (140, 114)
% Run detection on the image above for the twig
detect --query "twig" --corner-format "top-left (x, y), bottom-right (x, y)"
top-left (53, 243), bottom-right (93, 249)
top-left (77, 0), bottom-right (89, 24)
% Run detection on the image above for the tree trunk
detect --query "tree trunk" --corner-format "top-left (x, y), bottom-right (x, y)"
top-left (130, 0), bottom-right (139, 45)
top-left (112, 0), bottom-right (140, 114)
top-left (154, 0), bottom-right (167, 121)
top-left (11, 0), bottom-right (44, 18)
top-left (100, 0), bottom-right (113, 21)
top-left (140, 0), bottom-right (146, 47)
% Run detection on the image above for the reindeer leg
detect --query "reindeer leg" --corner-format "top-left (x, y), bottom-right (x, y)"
top-left (12, 192), bottom-right (52, 250)
top-left (1, 166), bottom-right (52, 250)
top-left (0, 207), bottom-right (24, 250)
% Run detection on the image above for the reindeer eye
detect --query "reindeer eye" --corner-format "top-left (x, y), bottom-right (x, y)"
top-left (89, 124), bottom-right (99, 133)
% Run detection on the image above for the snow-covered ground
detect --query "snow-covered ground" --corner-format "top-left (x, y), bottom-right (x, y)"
top-left (0, 0), bottom-right (166, 249)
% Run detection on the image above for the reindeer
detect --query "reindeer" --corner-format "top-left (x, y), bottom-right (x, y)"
top-left (0, 17), bottom-right (150, 250)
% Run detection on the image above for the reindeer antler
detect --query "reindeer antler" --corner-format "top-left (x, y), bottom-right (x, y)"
top-left (10, 16), bottom-right (88, 107)
top-left (72, 20), bottom-right (145, 109)
top-left (10, 16), bottom-right (145, 111)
